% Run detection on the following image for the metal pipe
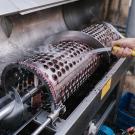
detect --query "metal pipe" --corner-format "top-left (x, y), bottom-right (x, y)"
top-left (0, 100), bottom-right (15, 121)
top-left (0, 94), bottom-right (14, 121)
top-left (31, 108), bottom-right (61, 135)
top-left (88, 101), bottom-right (116, 135)
top-left (0, 94), bottom-right (12, 108)
top-left (0, 87), bottom-right (38, 120)
top-left (32, 118), bottom-right (51, 135)
top-left (0, 85), bottom-right (40, 122)
top-left (0, 86), bottom-right (41, 120)
top-left (96, 100), bottom-right (116, 129)
top-left (22, 87), bottom-right (41, 103)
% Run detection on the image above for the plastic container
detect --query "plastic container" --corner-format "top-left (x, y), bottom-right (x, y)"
top-left (97, 125), bottom-right (115, 135)
top-left (116, 92), bottom-right (135, 129)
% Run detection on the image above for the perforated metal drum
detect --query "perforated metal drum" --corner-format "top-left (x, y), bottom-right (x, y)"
top-left (1, 23), bottom-right (122, 111)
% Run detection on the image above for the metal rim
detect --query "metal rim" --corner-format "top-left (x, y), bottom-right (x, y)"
top-left (1, 63), bottom-right (57, 111)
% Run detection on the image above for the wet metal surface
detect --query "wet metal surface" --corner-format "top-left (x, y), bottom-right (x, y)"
top-left (1, 23), bottom-right (121, 109)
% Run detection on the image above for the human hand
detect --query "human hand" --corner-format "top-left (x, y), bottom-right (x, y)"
top-left (112, 38), bottom-right (135, 57)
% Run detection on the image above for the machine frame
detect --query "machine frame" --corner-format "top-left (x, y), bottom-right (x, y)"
top-left (0, 0), bottom-right (132, 134)
top-left (13, 58), bottom-right (132, 135)
top-left (54, 58), bottom-right (132, 135)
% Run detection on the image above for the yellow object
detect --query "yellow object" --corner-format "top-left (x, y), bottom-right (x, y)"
top-left (112, 46), bottom-right (135, 56)
top-left (101, 78), bottom-right (112, 100)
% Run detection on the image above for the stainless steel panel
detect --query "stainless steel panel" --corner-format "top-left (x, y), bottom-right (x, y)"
top-left (11, 0), bottom-right (37, 10)
top-left (0, 0), bottom-right (18, 15)
top-left (0, 0), bottom-right (78, 15)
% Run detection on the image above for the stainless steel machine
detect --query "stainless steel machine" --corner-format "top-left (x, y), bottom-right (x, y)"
top-left (0, 0), bottom-right (132, 135)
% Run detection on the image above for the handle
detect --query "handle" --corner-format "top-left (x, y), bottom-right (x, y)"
top-left (112, 46), bottom-right (135, 56)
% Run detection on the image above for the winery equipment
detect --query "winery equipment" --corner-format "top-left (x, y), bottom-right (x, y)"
top-left (0, 0), bottom-right (132, 135)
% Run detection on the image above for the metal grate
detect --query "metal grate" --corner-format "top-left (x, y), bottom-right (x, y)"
top-left (82, 22), bottom-right (122, 46)
top-left (17, 40), bottom-right (101, 104)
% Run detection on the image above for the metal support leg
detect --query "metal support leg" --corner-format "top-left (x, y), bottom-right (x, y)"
top-left (113, 74), bottom-right (126, 123)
